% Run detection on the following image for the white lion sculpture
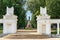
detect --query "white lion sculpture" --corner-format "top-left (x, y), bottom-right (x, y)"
top-left (6, 7), bottom-right (14, 16)
top-left (40, 7), bottom-right (48, 16)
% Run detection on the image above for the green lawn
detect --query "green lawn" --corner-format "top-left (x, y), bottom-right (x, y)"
top-left (51, 32), bottom-right (57, 34)
top-left (0, 30), bottom-right (3, 33)
top-left (51, 28), bottom-right (57, 34)
top-left (0, 26), bottom-right (3, 34)
top-left (51, 28), bottom-right (60, 34)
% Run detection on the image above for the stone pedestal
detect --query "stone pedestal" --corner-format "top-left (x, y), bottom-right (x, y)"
top-left (26, 20), bottom-right (32, 29)
top-left (3, 15), bottom-right (17, 34)
top-left (37, 15), bottom-right (51, 35)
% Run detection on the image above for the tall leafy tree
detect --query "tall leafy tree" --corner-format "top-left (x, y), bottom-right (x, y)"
top-left (0, 0), bottom-right (26, 29)
top-left (26, 0), bottom-right (46, 28)
top-left (0, 0), bottom-right (2, 18)
top-left (48, 0), bottom-right (60, 19)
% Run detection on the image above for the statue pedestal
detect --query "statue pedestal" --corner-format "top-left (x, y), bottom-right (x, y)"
top-left (26, 21), bottom-right (32, 29)
top-left (37, 15), bottom-right (51, 35)
top-left (3, 15), bottom-right (17, 34)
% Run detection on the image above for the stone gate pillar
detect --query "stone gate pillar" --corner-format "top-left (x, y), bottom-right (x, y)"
top-left (3, 7), bottom-right (17, 34)
top-left (37, 7), bottom-right (51, 35)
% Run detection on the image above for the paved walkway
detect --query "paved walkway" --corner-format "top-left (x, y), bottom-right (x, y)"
top-left (0, 29), bottom-right (60, 40)
top-left (0, 38), bottom-right (60, 40)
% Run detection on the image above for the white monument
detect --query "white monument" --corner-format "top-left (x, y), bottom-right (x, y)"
top-left (40, 7), bottom-right (48, 16)
top-left (0, 6), bottom-right (59, 36)
top-left (37, 7), bottom-right (51, 35)
top-left (6, 7), bottom-right (14, 15)
top-left (3, 6), bottom-right (17, 34)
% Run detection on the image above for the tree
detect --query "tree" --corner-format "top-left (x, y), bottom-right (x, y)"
top-left (48, 0), bottom-right (60, 19)
top-left (0, 0), bottom-right (27, 29)
top-left (26, 0), bottom-right (60, 28)
top-left (26, 0), bottom-right (46, 28)
top-left (0, 0), bottom-right (2, 18)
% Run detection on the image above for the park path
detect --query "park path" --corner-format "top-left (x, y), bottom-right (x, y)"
top-left (0, 38), bottom-right (60, 40)
top-left (0, 29), bottom-right (60, 40)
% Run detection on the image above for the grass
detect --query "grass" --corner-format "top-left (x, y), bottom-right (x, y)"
top-left (51, 28), bottom-right (57, 34)
top-left (0, 30), bottom-right (3, 33)
top-left (51, 28), bottom-right (60, 34)
top-left (0, 26), bottom-right (3, 34)
top-left (51, 32), bottom-right (57, 34)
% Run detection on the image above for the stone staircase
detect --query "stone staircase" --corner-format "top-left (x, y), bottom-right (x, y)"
top-left (4, 29), bottom-right (49, 39)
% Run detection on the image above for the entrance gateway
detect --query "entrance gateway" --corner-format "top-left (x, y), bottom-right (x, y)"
top-left (0, 7), bottom-right (17, 34)
top-left (37, 7), bottom-right (60, 35)
top-left (0, 6), bottom-right (60, 35)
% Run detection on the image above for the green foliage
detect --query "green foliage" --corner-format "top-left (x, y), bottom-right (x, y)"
top-left (27, 0), bottom-right (46, 28)
top-left (0, 0), bottom-right (6, 18)
top-left (34, 10), bottom-right (40, 16)
top-left (48, 0), bottom-right (60, 19)
top-left (27, 0), bottom-right (60, 28)
top-left (0, 0), bottom-right (26, 29)
top-left (1, 0), bottom-right (60, 29)
top-left (40, 0), bottom-right (46, 7)
top-left (14, 1), bottom-right (26, 29)
top-left (27, 0), bottom-right (46, 13)
top-left (0, 24), bottom-right (3, 33)
top-left (31, 15), bottom-right (37, 28)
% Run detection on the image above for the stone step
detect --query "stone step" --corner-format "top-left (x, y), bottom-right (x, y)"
top-left (4, 34), bottom-right (48, 39)
top-left (4, 30), bottom-right (49, 39)
top-left (17, 29), bottom-right (37, 32)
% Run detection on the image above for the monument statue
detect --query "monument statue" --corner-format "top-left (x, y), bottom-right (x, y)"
top-left (40, 7), bottom-right (48, 16)
top-left (29, 16), bottom-right (30, 21)
top-left (6, 6), bottom-right (14, 16)
top-left (3, 6), bottom-right (17, 34)
top-left (26, 16), bottom-right (32, 29)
